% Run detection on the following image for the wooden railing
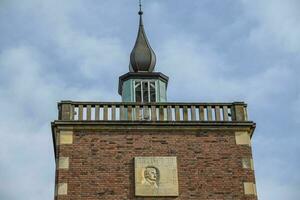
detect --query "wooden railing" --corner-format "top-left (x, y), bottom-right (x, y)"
top-left (58, 101), bottom-right (248, 122)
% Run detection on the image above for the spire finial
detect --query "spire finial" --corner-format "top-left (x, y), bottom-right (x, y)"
top-left (130, 0), bottom-right (156, 73)
top-left (138, 0), bottom-right (143, 15)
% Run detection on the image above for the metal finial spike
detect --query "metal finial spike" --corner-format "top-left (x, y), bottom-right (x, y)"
top-left (138, 0), bottom-right (143, 15)
top-left (139, 0), bottom-right (141, 10)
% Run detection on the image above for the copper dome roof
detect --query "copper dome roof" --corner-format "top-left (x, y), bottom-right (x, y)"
top-left (129, 6), bottom-right (156, 73)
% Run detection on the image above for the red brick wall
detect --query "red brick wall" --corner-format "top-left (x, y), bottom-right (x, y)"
top-left (55, 128), bottom-right (257, 200)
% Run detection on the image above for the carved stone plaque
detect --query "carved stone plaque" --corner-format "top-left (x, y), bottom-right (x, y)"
top-left (134, 157), bottom-right (179, 197)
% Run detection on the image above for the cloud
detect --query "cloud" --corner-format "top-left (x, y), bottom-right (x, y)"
top-left (0, 123), bottom-right (54, 200)
top-left (293, 95), bottom-right (300, 124)
top-left (0, 46), bottom-right (56, 199)
top-left (159, 34), bottom-right (293, 105)
top-left (242, 0), bottom-right (300, 53)
top-left (0, 1), bottom-right (128, 199)
top-left (258, 180), bottom-right (300, 200)
top-left (0, 44), bottom-right (120, 200)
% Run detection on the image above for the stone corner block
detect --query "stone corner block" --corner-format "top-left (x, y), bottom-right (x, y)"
top-left (58, 157), bottom-right (69, 169)
top-left (242, 158), bottom-right (254, 170)
top-left (59, 131), bottom-right (73, 145)
top-left (57, 183), bottom-right (68, 195)
top-left (244, 182), bottom-right (257, 195)
top-left (235, 131), bottom-right (251, 146)
top-left (250, 159), bottom-right (254, 170)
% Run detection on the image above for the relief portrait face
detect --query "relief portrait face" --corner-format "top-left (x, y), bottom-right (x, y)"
top-left (144, 166), bottom-right (160, 188)
top-left (146, 168), bottom-right (157, 181)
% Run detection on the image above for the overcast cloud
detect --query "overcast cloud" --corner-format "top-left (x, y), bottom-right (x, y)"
top-left (0, 0), bottom-right (299, 199)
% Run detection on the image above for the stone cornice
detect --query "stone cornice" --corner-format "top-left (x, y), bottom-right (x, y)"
top-left (52, 120), bottom-right (255, 135)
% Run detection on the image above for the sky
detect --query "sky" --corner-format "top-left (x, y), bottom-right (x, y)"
top-left (0, 0), bottom-right (299, 199)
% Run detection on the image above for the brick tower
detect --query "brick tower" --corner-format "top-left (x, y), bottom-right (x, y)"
top-left (51, 2), bottom-right (257, 200)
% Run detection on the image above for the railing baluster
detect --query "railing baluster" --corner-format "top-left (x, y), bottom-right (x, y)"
top-left (151, 106), bottom-right (157, 121)
top-left (191, 106), bottom-right (196, 121)
top-left (223, 106), bottom-right (229, 121)
top-left (230, 106), bottom-right (235, 121)
top-left (143, 105), bottom-right (150, 120)
top-left (112, 105), bottom-right (116, 121)
top-left (199, 106), bottom-right (205, 121)
top-left (120, 105), bottom-right (125, 120)
top-left (103, 105), bottom-right (108, 120)
top-left (136, 105), bottom-right (141, 120)
top-left (128, 106), bottom-right (133, 120)
top-left (87, 105), bottom-right (91, 120)
top-left (167, 106), bottom-right (172, 121)
top-left (79, 105), bottom-right (83, 120)
top-left (207, 106), bottom-right (213, 121)
top-left (183, 106), bottom-right (188, 121)
top-left (175, 106), bottom-right (180, 121)
top-left (95, 105), bottom-right (100, 120)
top-left (215, 106), bottom-right (221, 121)
top-left (159, 106), bottom-right (164, 121)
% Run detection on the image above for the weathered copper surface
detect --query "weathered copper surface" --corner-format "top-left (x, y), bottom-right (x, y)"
top-left (130, 3), bottom-right (156, 72)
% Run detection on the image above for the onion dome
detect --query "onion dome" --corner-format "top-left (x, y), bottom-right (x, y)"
top-left (130, 2), bottom-right (156, 72)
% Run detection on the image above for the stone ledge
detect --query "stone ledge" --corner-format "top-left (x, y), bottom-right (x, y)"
top-left (52, 121), bottom-right (256, 132)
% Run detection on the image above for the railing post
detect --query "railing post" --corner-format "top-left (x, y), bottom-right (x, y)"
top-left (183, 106), bottom-right (188, 121)
top-left (136, 105), bottom-right (141, 120)
top-left (175, 106), bottom-right (180, 121)
top-left (191, 106), bottom-right (196, 121)
top-left (151, 106), bottom-right (157, 121)
top-left (142, 106), bottom-right (149, 120)
top-left (120, 105), bottom-right (125, 120)
top-left (215, 106), bottom-right (221, 121)
top-left (207, 106), bottom-right (213, 121)
top-left (58, 101), bottom-right (73, 120)
top-left (199, 106), bottom-right (205, 121)
top-left (167, 106), bottom-right (172, 121)
top-left (103, 105), bottom-right (108, 120)
top-left (79, 105), bottom-right (83, 120)
top-left (111, 105), bottom-right (116, 121)
top-left (159, 106), bottom-right (164, 121)
top-left (95, 105), bottom-right (100, 120)
top-left (232, 102), bottom-right (248, 121)
top-left (223, 106), bottom-right (229, 121)
top-left (128, 106), bottom-right (133, 120)
top-left (87, 105), bottom-right (92, 120)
